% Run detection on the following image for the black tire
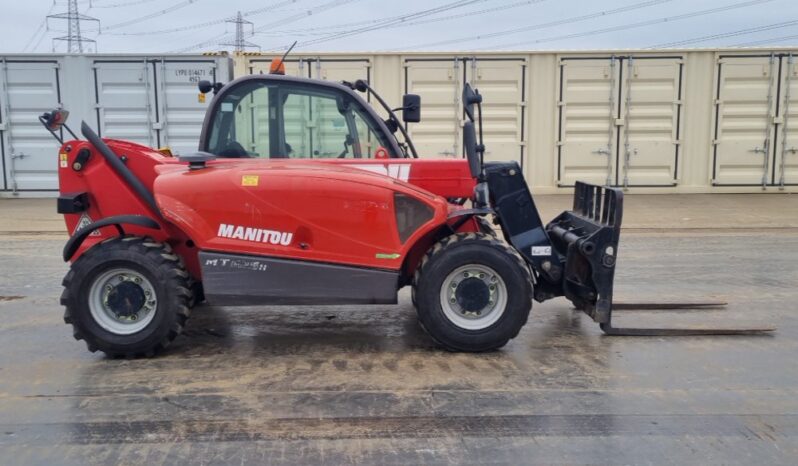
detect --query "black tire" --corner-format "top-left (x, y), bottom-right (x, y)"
top-left (411, 217), bottom-right (496, 309)
top-left (475, 215), bottom-right (498, 237)
top-left (413, 232), bottom-right (532, 352)
top-left (186, 278), bottom-right (205, 308)
top-left (61, 236), bottom-right (191, 358)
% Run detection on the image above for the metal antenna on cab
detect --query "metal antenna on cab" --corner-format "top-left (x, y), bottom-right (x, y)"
top-left (277, 41), bottom-right (297, 70)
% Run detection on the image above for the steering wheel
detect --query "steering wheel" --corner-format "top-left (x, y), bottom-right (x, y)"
top-left (218, 141), bottom-right (251, 158)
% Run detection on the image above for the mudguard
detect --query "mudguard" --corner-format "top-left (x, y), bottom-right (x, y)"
top-left (62, 215), bottom-right (161, 261)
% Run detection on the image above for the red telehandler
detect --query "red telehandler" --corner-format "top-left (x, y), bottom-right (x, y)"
top-left (41, 59), bottom-right (771, 357)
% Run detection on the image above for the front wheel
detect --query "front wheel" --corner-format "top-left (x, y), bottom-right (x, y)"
top-left (413, 233), bottom-right (532, 352)
top-left (61, 236), bottom-right (192, 358)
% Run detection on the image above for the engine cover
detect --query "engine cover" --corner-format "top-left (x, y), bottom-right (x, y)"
top-left (153, 160), bottom-right (448, 271)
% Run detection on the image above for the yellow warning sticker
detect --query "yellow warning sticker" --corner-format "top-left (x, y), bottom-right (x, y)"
top-left (59, 153), bottom-right (68, 168)
top-left (198, 93), bottom-right (206, 103)
top-left (241, 175), bottom-right (259, 187)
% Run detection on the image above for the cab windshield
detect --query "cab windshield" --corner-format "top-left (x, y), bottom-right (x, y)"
top-left (206, 80), bottom-right (397, 159)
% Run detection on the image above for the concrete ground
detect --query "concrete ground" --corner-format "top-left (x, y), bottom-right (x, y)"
top-left (0, 194), bottom-right (797, 465)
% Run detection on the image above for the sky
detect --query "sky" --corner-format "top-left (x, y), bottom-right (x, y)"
top-left (1, 0), bottom-right (797, 54)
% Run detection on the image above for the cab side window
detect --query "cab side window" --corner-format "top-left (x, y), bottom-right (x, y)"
top-left (206, 80), bottom-right (394, 159)
top-left (283, 90), bottom-right (359, 159)
top-left (237, 86), bottom-right (270, 157)
top-left (352, 108), bottom-right (383, 158)
top-left (207, 82), bottom-right (271, 158)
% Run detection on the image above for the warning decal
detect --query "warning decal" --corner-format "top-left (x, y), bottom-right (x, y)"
top-left (74, 213), bottom-right (101, 236)
top-left (241, 175), bottom-right (259, 187)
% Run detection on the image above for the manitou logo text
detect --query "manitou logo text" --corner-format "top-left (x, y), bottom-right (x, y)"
top-left (217, 224), bottom-right (293, 246)
top-left (350, 164), bottom-right (411, 182)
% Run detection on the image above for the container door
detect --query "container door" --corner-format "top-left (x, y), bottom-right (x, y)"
top-left (248, 58), bottom-right (308, 78)
top-left (776, 54), bottom-right (798, 188)
top-left (617, 57), bottom-right (682, 187)
top-left (93, 61), bottom-right (158, 147)
top-left (404, 58), bottom-right (462, 159)
top-left (465, 58), bottom-right (526, 166)
top-left (0, 60), bottom-right (62, 191)
top-left (557, 57), bottom-right (619, 187)
top-left (310, 58), bottom-right (370, 83)
top-left (155, 60), bottom-right (218, 155)
top-left (712, 55), bottom-right (778, 186)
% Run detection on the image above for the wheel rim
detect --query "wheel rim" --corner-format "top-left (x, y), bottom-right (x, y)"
top-left (439, 264), bottom-right (507, 330)
top-left (88, 268), bottom-right (157, 335)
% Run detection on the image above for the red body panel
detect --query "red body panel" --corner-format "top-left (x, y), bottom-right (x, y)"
top-left (155, 161), bottom-right (448, 270)
top-left (317, 159), bottom-right (476, 199)
top-left (58, 138), bottom-right (479, 280)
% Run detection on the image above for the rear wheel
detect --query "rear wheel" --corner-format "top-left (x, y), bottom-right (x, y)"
top-left (413, 233), bottom-right (532, 352)
top-left (61, 236), bottom-right (191, 358)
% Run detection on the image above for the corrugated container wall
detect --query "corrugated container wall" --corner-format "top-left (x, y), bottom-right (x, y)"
top-left (0, 53), bottom-right (233, 195)
top-left (4, 49), bottom-right (798, 195)
top-left (236, 49), bottom-right (798, 194)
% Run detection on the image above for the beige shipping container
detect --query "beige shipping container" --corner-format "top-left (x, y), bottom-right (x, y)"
top-left (712, 53), bottom-right (798, 188)
top-left (231, 49), bottom-right (798, 194)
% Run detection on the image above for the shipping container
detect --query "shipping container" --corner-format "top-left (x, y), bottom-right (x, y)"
top-left (5, 49), bottom-right (798, 195)
top-left (0, 53), bottom-right (233, 195)
top-left (233, 49), bottom-right (798, 194)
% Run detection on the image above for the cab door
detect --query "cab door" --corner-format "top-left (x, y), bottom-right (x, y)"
top-left (203, 77), bottom-right (399, 160)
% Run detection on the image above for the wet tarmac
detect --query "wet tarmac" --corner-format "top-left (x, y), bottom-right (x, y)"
top-left (1, 196), bottom-right (797, 464)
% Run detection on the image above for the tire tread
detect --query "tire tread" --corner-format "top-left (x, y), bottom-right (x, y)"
top-left (412, 232), bottom-right (532, 351)
top-left (61, 236), bottom-right (191, 358)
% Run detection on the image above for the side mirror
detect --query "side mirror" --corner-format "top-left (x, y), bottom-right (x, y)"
top-left (354, 79), bottom-right (369, 93)
top-left (41, 109), bottom-right (69, 132)
top-left (402, 94), bottom-right (421, 123)
top-left (198, 80), bottom-right (224, 95)
top-left (198, 80), bottom-right (213, 94)
top-left (462, 83), bottom-right (482, 122)
top-left (463, 121), bottom-right (480, 178)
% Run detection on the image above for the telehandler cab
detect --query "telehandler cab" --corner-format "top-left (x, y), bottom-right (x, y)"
top-left (42, 59), bottom-right (772, 357)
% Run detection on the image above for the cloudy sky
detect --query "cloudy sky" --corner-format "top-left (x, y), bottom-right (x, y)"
top-left (2, 0), bottom-right (797, 54)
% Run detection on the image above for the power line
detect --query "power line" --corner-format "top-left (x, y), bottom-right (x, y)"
top-left (269, 0), bottom-right (488, 51)
top-left (32, 25), bottom-right (57, 52)
top-left (483, 0), bottom-right (776, 49)
top-left (260, 0), bottom-right (546, 36)
top-left (386, 0), bottom-right (547, 30)
top-left (254, 0), bottom-right (363, 35)
top-left (400, 0), bottom-right (676, 50)
top-left (650, 19), bottom-right (798, 48)
top-left (172, 0), bottom-right (360, 53)
top-left (100, 0), bottom-right (198, 31)
top-left (89, 0), bottom-right (160, 8)
top-left (22, 2), bottom-right (57, 52)
top-left (22, 21), bottom-right (47, 51)
top-left (102, 0), bottom-right (301, 36)
top-left (733, 33), bottom-right (798, 46)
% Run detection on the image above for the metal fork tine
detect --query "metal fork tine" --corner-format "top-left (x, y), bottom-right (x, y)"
top-left (600, 300), bottom-right (774, 335)
top-left (600, 324), bottom-right (775, 336)
top-left (612, 301), bottom-right (728, 310)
